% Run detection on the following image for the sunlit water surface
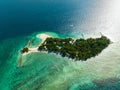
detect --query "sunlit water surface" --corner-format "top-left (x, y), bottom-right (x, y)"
top-left (0, 0), bottom-right (120, 90)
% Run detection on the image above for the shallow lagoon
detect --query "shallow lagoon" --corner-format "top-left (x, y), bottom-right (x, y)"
top-left (1, 0), bottom-right (120, 90)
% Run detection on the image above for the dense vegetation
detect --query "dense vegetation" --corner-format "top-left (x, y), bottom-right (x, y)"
top-left (38, 36), bottom-right (111, 61)
top-left (21, 47), bottom-right (29, 53)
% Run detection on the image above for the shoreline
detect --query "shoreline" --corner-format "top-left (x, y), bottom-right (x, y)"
top-left (18, 33), bottom-right (111, 67)
top-left (18, 33), bottom-right (52, 67)
top-left (22, 33), bottom-right (52, 56)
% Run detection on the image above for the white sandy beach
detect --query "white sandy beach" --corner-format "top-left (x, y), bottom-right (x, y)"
top-left (22, 33), bottom-right (51, 56)
top-left (37, 33), bottom-right (51, 45)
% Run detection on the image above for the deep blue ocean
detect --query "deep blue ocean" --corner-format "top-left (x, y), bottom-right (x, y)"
top-left (0, 0), bottom-right (92, 40)
top-left (0, 0), bottom-right (120, 90)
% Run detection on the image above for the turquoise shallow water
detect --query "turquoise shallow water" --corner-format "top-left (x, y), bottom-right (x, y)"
top-left (1, 0), bottom-right (120, 90)
top-left (0, 32), bottom-right (120, 90)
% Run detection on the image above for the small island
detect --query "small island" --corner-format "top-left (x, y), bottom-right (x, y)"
top-left (19, 33), bottom-right (111, 67)
top-left (38, 35), bottom-right (111, 61)
top-left (21, 47), bottom-right (29, 53)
